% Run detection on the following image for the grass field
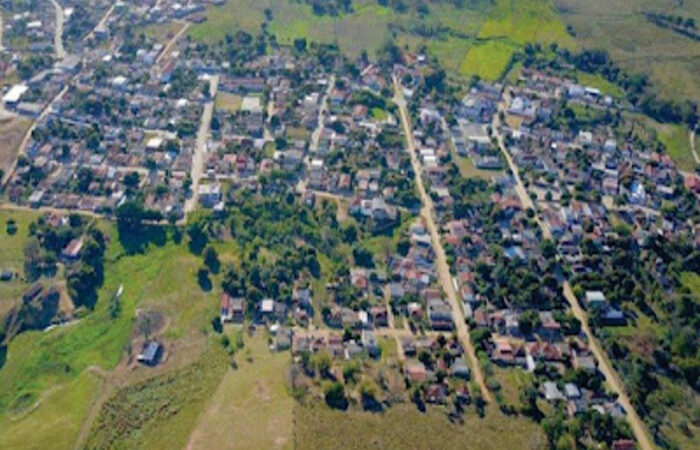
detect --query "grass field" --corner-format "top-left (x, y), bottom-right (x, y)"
top-left (0, 220), bottom-right (221, 448)
top-left (294, 402), bottom-right (547, 449)
top-left (0, 371), bottom-right (102, 450)
top-left (86, 344), bottom-right (227, 449)
top-left (460, 40), bottom-right (515, 81)
top-left (0, 115), bottom-right (31, 179)
top-left (556, 0), bottom-right (700, 101)
top-left (479, 0), bottom-right (575, 48)
top-left (575, 71), bottom-right (626, 98)
top-left (0, 210), bottom-right (40, 318)
top-left (215, 92), bottom-right (243, 113)
top-left (186, 333), bottom-right (294, 449)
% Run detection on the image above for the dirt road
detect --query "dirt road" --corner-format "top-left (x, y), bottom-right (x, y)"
top-left (184, 75), bottom-right (218, 216)
top-left (393, 76), bottom-right (492, 403)
top-left (49, 0), bottom-right (65, 59)
top-left (493, 93), bottom-right (654, 450)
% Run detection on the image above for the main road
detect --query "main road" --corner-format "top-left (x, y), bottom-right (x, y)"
top-left (393, 76), bottom-right (491, 402)
top-left (493, 90), bottom-right (654, 450)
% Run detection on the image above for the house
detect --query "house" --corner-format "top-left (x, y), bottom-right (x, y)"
top-left (428, 299), bottom-right (453, 330)
top-left (452, 357), bottom-right (471, 379)
top-left (198, 183), bottom-right (222, 208)
top-left (137, 341), bottom-right (163, 366)
top-left (276, 328), bottom-right (292, 351)
top-left (425, 384), bottom-right (446, 404)
top-left (584, 291), bottom-right (608, 310)
top-left (601, 307), bottom-right (626, 326)
top-left (61, 237), bottom-right (84, 261)
top-left (404, 362), bottom-right (427, 384)
top-left (361, 330), bottom-right (380, 358)
top-left (542, 381), bottom-right (564, 402)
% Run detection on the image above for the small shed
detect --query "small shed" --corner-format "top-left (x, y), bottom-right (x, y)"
top-left (138, 341), bottom-right (163, 366)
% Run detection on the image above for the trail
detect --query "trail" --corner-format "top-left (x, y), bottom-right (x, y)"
top-left (493, 90), bottom-right (654, 450)
top-left (184, 75), bottom-right (218, 217)
top-left (155, 21), bottom-right (190, 66)
top-left (393, 76), bottom-right (492, 403)
top-left (690, 128), bottom-right (699, 166)
top-left (49, 0), bottom-right (65, 60)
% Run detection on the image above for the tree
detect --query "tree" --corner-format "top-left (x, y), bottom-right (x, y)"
top-left (203, 245), bottom-right (220, 273)
top-left (324, 382), bottom-right (348, 410)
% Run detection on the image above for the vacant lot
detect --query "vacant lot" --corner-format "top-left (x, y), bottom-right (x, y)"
top-left (0, 115), bottom-right (31, 180)
top-left (215, 92), bottom-right (243, 113)
top-left (186, 333), bottom-right (293, 449)
top-left (295, 403), bottom-right (547, 449)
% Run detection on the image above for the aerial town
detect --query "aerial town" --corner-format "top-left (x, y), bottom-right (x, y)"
top-left (0, 1), bottom-right (698, 450)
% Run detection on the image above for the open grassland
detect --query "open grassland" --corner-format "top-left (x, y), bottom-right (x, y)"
top-left (0, 371), bottom-right (102, 450)
top-left (630, 114), bottom-right (697, 171)
top-left (190, 0), bottom-right (492, 69)
top-left (0, 115), bottom-right (31, 178)
top-left (186, 333), bottom-right (294, 449)
top-left (0, 220), bottom-right (221, 449)
top-left (575, 71), bottom-right (626, 98)
top-left (460, 40), bottom-right (515, 81)
top-left (294, 403), bottom-right (547, 449)
top-left (556, 0), bottom-right (700, 101)
top-left (0, 210), bottom-right (40, 318)
top-left (86, 344), bottom-right (227, 449)
top-left (478, 0), bottom-right (575, 48)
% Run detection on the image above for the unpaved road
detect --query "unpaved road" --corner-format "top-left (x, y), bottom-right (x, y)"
top-left (184, 75), bottom-right (218, 216)
top-left (493, 91), bottom-right (654, 450)
top-left (49, 0), bottom-right (65, 59)
top-left (393, 76), bottom-right (492, 403)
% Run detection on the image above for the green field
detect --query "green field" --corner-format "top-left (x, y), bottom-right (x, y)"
top-left (86, 345), bottom-right (227, 449)
top-left (186, 333), bottom-right (294, 449)
top-left (0, 371), bottom-right (102, 450)
top-left (0, 214), bottom-right (222, 449)
top-left (0, 210), bottom-right (41, 318)
top-left (460, 40), bottom-right (516, 81)
top-left (555, 0), bottom-right (700, 102)
top-left (295, 403), bottom-right (547, 449)
top-left (479, 0), bottom-right (575, 48)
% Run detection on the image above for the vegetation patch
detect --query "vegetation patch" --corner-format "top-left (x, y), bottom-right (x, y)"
top-left (294, 403), bottom-right (547, 449)
top-left (86, 345), bottom-right (227, 449)
top-left (460, 40), bottom-right (515, 81)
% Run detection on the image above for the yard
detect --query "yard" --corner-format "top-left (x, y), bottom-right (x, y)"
top-left (460, 40), bottom-right (516, 81)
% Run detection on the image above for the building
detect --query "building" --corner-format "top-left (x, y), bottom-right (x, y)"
top-left (137, 341), bottom-right (163, 366)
